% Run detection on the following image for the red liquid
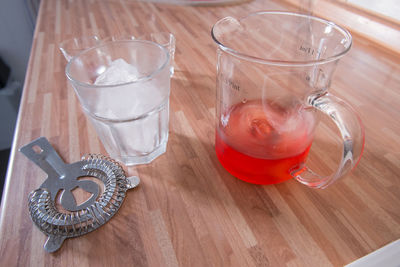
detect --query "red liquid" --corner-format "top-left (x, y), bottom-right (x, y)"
top-left (216, 100), bottom-right (313, 185)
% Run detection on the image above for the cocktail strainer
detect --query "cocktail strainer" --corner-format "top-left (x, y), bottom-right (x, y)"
top-left (19, 137), bottom-right (140, 252)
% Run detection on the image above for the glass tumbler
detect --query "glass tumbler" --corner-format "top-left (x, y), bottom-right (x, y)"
top-left (66, 40), bottom-right (171, 166)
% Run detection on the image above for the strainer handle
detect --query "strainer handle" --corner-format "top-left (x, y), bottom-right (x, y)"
top-left (19, 137), bottom-right (66, 179)
top-left (293, 93), bottom-right (365, 189)
top-left (44, 236), bottom-right (67, 253)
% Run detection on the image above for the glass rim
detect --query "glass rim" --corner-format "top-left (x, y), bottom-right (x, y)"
top-left (65, 39), bottom-right (170, 88)
top-left (211, 11), bottom-right (353, 67)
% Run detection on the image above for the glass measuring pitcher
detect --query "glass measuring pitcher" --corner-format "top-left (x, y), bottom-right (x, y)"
top-left (211, 11), bottom-right (364, 188)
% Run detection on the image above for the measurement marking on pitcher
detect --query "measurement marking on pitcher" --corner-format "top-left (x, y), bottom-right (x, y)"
top-left (222, 76), bottom-right (240, 91)
top-left (299, 45), bottom-right (315, 55)
top-left (299, 44), bottom-right (322, 58)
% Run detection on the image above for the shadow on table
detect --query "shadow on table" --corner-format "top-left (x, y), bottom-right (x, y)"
top-left (135, 130), bottom-right (278, 210)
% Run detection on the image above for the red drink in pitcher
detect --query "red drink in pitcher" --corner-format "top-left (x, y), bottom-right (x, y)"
top-left (216, 100), bottom-right (315, 184)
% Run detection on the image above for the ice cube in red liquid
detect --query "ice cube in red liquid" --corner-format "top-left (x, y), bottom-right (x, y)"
top-left (216, 100), bottom-right (313, 184)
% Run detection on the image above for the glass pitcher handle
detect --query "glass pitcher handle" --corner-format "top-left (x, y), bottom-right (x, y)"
top-left (293, 93), bottom-right (365, 189)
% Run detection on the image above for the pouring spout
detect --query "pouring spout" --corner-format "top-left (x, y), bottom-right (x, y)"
top-left (211, 16), bottom-right (243, 47)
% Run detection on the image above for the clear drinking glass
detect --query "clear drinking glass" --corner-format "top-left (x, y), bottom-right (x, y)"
top-left (66, 40), bottom-right (171, 166)
top-left (212, 11), bottom-right (365, 188)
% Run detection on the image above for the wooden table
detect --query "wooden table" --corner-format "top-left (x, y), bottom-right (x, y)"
top-left (1, 0), bottom-right (399, 266)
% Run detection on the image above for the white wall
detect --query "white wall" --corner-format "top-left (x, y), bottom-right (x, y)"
top-left (0, 0), bottom-right (36, 149)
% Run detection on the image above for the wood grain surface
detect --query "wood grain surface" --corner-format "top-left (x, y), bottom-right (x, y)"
top-left (1, 0), bottom-right (399, 266)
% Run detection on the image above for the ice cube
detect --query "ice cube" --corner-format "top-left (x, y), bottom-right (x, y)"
top-left (94, 58), bottom-right (139, 85)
